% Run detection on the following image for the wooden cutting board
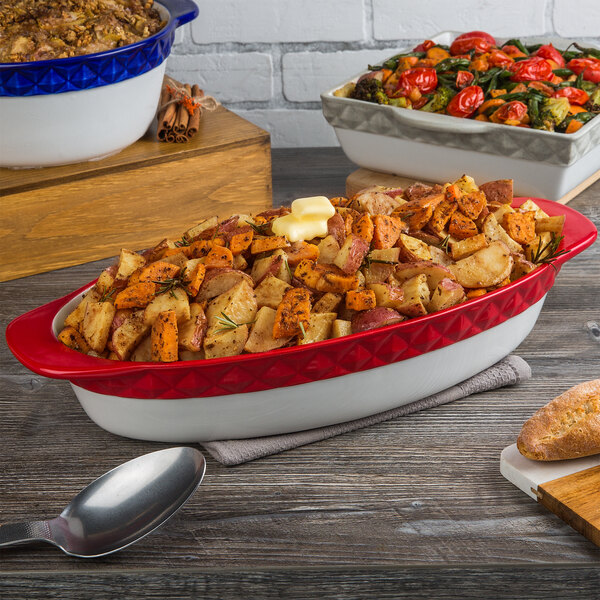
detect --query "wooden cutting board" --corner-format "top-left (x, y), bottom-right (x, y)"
top-left (346, 167), bottom-right (600, 204)
top-left (501, 444), bottom-right (600, 546)
top-left (0, 106), bottom-right (272, 282)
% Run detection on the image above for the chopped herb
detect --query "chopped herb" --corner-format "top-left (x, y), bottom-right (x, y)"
top-left (285, 257), bottom-right (294, 281)
top-left (153, 268), bottom-right (187, 298)
top-left (174, 237), bottom-right (191, 248)
top-left (245, 220), bottom-right (271, 235)
top-left (99, 287), bottom-right (116, 303)
top-left (215, 311), bottom-right (256, 334)
top-left (531, 233), bottom-right (569, 271)
top-left (298, 321), bottom-right (307, 339)
top-left (440, 235), bottom-right (451, 252)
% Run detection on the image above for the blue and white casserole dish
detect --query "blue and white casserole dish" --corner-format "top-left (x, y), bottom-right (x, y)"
top-left (0, 0), bottom-right (198, 168)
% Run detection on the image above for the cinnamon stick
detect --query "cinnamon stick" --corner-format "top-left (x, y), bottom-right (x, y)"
top-left (186, 84), bottom-right (203, 138)
top-left (156, 87), bottom-right (174, 140)
top-left (173, 85), bottom-right (191, 134)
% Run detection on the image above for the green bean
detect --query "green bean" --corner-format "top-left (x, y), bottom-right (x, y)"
top-left (553, 68), bottom-right (574, 78)
top-left (574, 44), bottom-right (600, 60)
top-left (504, 39), bottom-right (529, 55)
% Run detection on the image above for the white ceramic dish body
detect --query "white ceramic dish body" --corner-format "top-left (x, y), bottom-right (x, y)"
top-left (63, 296), bottom-right (545, 442)
top-left (0, 65), bottom-right (166, 168)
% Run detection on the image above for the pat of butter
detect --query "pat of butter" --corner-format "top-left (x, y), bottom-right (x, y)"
top-left (271, 196), bottom-right (335, 243)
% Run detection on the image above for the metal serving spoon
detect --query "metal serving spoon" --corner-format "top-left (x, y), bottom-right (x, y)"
top-left (0, 447), bottom-right (206, 557)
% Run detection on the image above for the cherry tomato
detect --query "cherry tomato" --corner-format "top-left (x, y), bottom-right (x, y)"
top-left (492, 100), bottom-right (528, 122)
top-left (567, 58), bottom-right (600, 84)
top-left (413, 40), bottom-right (435, 53)
top-left (456, 70), bottom-right (474, 89)
top-left (534, 44), bottom-right (565, 68)
top-left (398, 67), bottom-right (438, 95)
top-left (501, 44), bottom-right (527, 58)
top-left (553, 86), bottom-right (590, 105)
top-left (488, 49), bottom-right (514, 68)
top-left (446, 85), bottom-right (485, 118)
top-left (509, 56), bottom-right (553, 82)
top-left (450, 31), bottom-right (496, 56)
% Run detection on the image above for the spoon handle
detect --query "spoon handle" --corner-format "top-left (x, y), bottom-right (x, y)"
top-left (0, 520), bottom-right (52, 549)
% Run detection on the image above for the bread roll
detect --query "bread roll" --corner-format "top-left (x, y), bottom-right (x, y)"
top-left (517, 379), bottom-right (600, 461)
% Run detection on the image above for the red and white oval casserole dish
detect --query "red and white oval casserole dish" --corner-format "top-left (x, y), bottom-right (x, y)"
top-left (6, 198), bottom-right (596, 442)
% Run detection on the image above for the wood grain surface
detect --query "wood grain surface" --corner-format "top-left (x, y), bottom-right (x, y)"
top-left (539, 466), bottom-right (600, 547)
top-left (0, 107), bottom-right (272, 282)
top-left (1, 148), bottom-right (599, 599)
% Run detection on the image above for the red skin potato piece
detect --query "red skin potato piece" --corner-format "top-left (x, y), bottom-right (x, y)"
top-left (327, 212), bottom-right (346, 247)
top-left (351, 307), bottom-right (404, 334)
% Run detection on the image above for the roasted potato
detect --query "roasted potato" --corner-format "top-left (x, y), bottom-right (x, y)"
top-left (57, 174), bottom-right (557, 363)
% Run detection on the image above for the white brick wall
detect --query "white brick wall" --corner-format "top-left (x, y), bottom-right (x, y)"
top-left (167, 0), bottom-right (600, 147)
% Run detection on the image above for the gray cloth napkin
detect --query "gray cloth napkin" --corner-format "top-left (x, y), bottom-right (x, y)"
top-left (201, 355), bottom-right (531, 466)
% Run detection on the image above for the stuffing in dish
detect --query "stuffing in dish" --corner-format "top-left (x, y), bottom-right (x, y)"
top-left (0, 0), bottom-right (164, 62)
top-left (334, 31), bottom-right (600, 134)
top-left (57, 175), bottom-right (566, 362)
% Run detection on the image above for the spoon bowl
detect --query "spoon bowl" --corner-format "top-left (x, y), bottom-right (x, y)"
top-left (0, 447), bottom-right (206, 557)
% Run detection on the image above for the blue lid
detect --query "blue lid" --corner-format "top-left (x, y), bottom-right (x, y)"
top-left (0, 0), bottom-right (198, 97)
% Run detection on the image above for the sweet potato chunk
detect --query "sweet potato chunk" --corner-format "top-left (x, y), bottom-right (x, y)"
top-left (448, 212), bottom-right (478, 240)
top-left (294, 259), bottom-right (360, 293)
top-left (137, 261), bottom-right (180, 284)
top-left (273, 287), bottom-right (311, 339)
top-left (114, 282), bottom-right (156, 310)
top-left (188, 239), bottom-right (223, 259)
top-left (285, 241), bottom-right (320, 267)
top-left (250, 236), bottom-right (289, 255)
top-left (457, 190), bottom-right (486, 220)
top-left (429, 199), bottom-right (457, 236)
top-left (352, 213), bottom-right (374, 243)
top-left (372, 215), bottom-right (403, 249)
top-left (503, 211), bottom-right (536, 245)
top-left (183, 262), bottom-right (207, 297)
top-left (58, 326), bottom-right (91, 354)
top-left (345, 289), bottom-right (377, 311)
top-left (205, 246), bottom-right (234, 269)
top-left (151, 310), bottom-right (179, 362)
top-left (229, 226), bottom-right (254, 255)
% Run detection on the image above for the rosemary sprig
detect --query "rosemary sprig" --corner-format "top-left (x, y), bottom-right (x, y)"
top-left (153, 268), bottom-right (187, 298)
top-left (362, 254), bottom-right (398, 269)
top-left (285, 257), bottom-right (294, 281)
top-left (245, 220), bottom-right (271, 236)
top-left (215, 311), bottom-right (256, 333)
top-left (531, 234), bottom-right (569, 270)
top-left (298, 321), bottom-right (307, 339)
top-left (174, 237), bottom-right (191, 248)
top-left (440, 235), bottom-right (451, 252)
top-left (99, 287), bottom-right (116, 303)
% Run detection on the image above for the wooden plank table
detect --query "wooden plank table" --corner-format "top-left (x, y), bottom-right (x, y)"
top-left (1, 148), bottom-right (600, 599)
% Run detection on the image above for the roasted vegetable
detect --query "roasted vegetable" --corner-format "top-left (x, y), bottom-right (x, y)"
top-left (351, 78), bottom-right (389, 104)
top-left (57, 175), bottom-right (566, 362)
